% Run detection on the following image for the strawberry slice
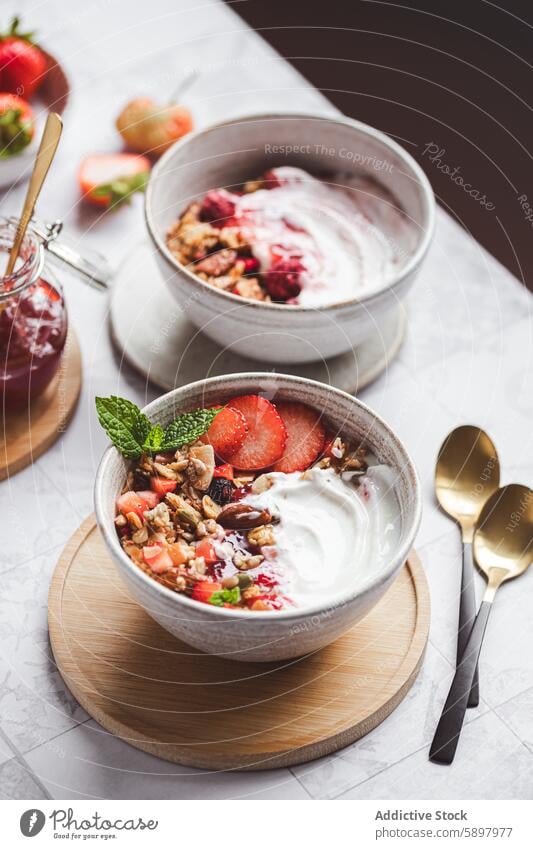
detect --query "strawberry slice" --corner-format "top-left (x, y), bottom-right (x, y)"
top-left (136, 490), bottom-right (160, 509)
top-left (224, 395), bottom-right (286, 470)
top-left (150, 477), bottom-right (177, 496)
top-left (206, 405), bottom-right (248, 458)
top-left (78, 153), bottom-right (151, 208)
top-left (213, 463), bottom-right (234, 481)
top-left (117, 491), bottom-right (149, 518)
top-left (195, 538), bottom-right (218, 566)
top-left (271, 402), bottom-right (325, 473)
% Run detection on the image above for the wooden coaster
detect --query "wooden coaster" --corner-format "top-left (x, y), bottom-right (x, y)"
top-left (49, 517), bottom-right (429, 770)
top-left (110, 242), bottom-right (406, 395)
top-left (0, 329), bottom-right (82, 480)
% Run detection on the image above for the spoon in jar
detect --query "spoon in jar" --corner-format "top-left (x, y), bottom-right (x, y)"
top-left (4, 112), bottom-right (62, 278)
top-left (435, 426), bottom-right (500, 706)
top-left (430, 484), bottom-right (533, 764)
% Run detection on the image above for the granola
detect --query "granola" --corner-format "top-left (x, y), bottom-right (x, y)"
top-left (165, 165), bottom-right (416, 306)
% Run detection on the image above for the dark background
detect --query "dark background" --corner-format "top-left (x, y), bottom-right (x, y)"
top-left (228, 0), bottom-right (533, 291)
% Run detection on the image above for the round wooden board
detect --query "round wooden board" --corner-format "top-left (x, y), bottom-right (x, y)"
top-left (109, 242), bottom-right (406, 395)
top-left (0, 329), bottom-right (82, 480)
top-left (49, 516), bottom-right (430, 771)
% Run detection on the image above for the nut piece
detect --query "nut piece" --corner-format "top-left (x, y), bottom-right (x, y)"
top-left (222, 575), bottom-right (239, 589)
top-left (126, 511), bottom-right (143, 530)
top-left (218, 503), bottom-right (272, 530)
top-left (132, 526), bottom-right (149, 544)
top-left (247, 524), bottom-right (275, 548)
top-left (166, 493), bottom-right (202, 528)
top-left (251, 474), bottom-right (273, 494)
top-left (188, 444), bottom-right (215, 490)
top-left (233, 552), bottom-right (264, 571)
top-left (152, 461), bottom-right (179, 480)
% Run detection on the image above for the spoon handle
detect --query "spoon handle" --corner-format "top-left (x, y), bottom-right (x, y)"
top-left (429, 600), bottom-right (492, 764)
top-left (459, 541), bottom-right (479, 706)
top-left (5, 113), bottom-right (62, 277)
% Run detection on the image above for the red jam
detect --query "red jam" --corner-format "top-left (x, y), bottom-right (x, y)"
top-left (0, 277), bottom-right (68, 410)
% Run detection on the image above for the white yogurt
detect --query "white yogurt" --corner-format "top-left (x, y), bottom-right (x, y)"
top-left (234, 166), bottom-right (416, 306)
top-left (243, 465), bottom-right (401, 608)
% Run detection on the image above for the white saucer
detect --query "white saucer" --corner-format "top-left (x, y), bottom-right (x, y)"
top-left (110, 242), bottom-right (406, 394)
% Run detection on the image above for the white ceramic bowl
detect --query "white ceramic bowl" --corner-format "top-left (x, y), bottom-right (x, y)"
top-left (145, 112), bottom-right (435, 364)
top-left (94, 373), bottom-right (421, 662)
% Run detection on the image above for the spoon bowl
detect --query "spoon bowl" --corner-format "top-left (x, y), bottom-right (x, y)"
top-left (435, 425), bottom-right (500, 541)
top-left (474, 484), bottom-right (533, 590)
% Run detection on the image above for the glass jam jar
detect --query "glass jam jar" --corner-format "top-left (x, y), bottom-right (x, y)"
top-left (0, 217), bottom-right (110, 411)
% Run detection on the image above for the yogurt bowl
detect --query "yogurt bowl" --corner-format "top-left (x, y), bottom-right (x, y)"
top-left (145, 112), bottom-right (435, 364)
top-left (95, 374), bottom-right (421, 661)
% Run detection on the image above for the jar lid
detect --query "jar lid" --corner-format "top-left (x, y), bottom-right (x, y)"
top-left (29, 219), bottom-right (111, 291)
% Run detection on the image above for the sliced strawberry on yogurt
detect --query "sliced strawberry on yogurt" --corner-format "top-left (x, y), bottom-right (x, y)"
top-left (271, 401), bottom-right (325, 473)
top-left (206, 405), bottom-right (248, 459)
top-left (224, 395), bottom-right (286, 470)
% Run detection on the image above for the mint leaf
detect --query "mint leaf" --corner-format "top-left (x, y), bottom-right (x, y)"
top-left (208, 587), bottom-right (241, 607)
top-left (143, 424), bottom-right (164, 453)
top-left (161, 407), bottom-right (221, 451)
top-left (95, 396), bottom-right (151, 459)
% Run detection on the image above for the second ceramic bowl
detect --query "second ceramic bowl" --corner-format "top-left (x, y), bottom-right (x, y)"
top-left (94, 373), bottom-right (421, 662)
top-left (145, 112), bottom-right (435, 364)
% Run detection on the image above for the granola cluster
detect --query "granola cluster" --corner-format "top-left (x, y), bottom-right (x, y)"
top-left (165, 169), bottom-right (305, 303)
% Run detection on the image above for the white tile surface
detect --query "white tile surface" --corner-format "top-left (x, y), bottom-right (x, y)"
top-left (1, 0), bottom-right (532, 800)
top-left (0, 550), bottom-right (89, 754)
top-left (338, 711), bottom-right (533, 800)
top-left (25, 720), bottom-right (309, 800)
top-left (0, 758), bottom-right (48, 801)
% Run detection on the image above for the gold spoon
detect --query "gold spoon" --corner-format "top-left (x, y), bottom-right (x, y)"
top-left (430, 483), bottom-right (533, 764)
top-left (435, 425), bottom-right (500, 706)
top-left (5, 112), bottom-right (63, 278)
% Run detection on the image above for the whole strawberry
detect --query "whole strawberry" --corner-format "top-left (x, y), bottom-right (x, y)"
top-left (0, 17), bottom-right (47, 99)
top-left (0, 92), bottom-right (34, 157)
top-left (116, 97), bottom-right (193, 157)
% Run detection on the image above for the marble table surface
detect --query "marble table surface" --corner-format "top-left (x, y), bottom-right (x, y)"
top-left (1, 0), bottom-right (532, 801)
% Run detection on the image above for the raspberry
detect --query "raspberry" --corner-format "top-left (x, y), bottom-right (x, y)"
top-left (207, 477), bottom-right (234, 505)
top-left (264, 257), bottom-right (304, 301)
top-left (199, 191), bottom-right (236, 226)
top-left (242, 256), bottom-right (260, 274)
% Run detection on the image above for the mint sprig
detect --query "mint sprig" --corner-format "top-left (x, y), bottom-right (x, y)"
top-left (95, 396), bottom-right (221, 459)
top-left (160, 408), bottom-right (221, 452)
